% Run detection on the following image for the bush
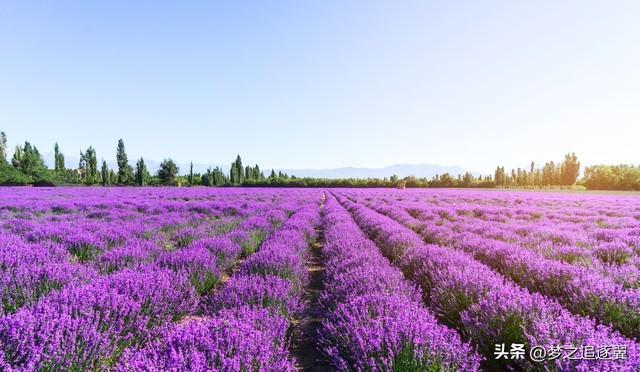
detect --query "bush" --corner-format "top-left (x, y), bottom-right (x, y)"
top-left (0, 165), bottom-right (32, 185)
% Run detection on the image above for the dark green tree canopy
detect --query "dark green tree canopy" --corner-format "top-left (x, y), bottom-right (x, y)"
top-left (11, 142), bottom-right (46, 176)
top-left (229, 155), bottom-right (244, 185)
top-left (135, 157), bottom-right (150, 186)
top-left (101, 160), bottom-right (110, 186)
top-left (157, 158), bottom-right (179, 185)
top-left (79, 146), bottom-right (98, 185)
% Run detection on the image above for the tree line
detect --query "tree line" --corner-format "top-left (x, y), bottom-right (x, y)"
top-left (0, 131), bottom-right (638, 190)
top-left (493, 153), bottom-right (581, 188)
top-left (582, 165), bottom-right (640, 191)
top-left (0, 134), bottom-right (178, 186)
top-left (0, 133), bottom-right (295, 187)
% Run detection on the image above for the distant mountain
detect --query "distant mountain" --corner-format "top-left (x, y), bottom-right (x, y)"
top-left (42, 153), bottom-right (473, 179)
top-left (276, 164), bottom-right (473, 179)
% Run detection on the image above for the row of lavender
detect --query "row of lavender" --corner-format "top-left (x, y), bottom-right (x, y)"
top-left (119, 199), bottom-right (321, 370)
top-left (365, 189), bottom-right (640, 284)
top-left (0, 187), bottom-right (321, 370)
top-left (399, 201), bottom-right (640, 288)
top-left (332, 191), bottom-right (640, 370)
top-left (346, 190), bottom-right (640, 340)
top-left (318, 195), bottom-right (481, 370)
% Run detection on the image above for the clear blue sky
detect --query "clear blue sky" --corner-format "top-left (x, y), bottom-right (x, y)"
top-left (2, 1), bottom-right (639, 173)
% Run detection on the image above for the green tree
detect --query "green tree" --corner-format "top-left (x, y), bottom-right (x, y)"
top-left (229, 162), bottom-right (237, 184)
top-left (101, 160), bottom-right (110, 186)
top-left (529, 161), bottom-right (535, 186)
top-left (78, 150), bottom-right (86, 179)
top-left (0, 165), bottom-right (32, 185)
top-left (11, 146), bottom-right (22, 169)
top-left (494, 166), bottom-right (504, 187)
top-left (583, 165), bottom-right (640, 191)
top-left (0, 132), bottom-right (7, 165)
top-left (188, 161), bottom-right (194, 186)
top-left (462, 172), bottom-right (474, 187)
top-left (135, 157), bottom-right (150, 186)
top-left (116, 139), bottom-right (133, 185)
top-left (561, 152), bottom-right (580, 186)
top-left (229, 155), bottom-right (244, 185)
top-left (81, 146), bottom-right (98, 185)
top-left (436, 173), bottom-right (455, 187)
top-left (202, 167), bottom-right (213, 186)
top-left (158, 158), bottom-right (179, 185)
top-left (12, 142), bottom-right (46, 176)
top-left (54, 142), bottom-right (65, 172)
top-left (8, 141), bottom-right (51, 185)
top-left (542, 161), bottom-right (556, 186)
top-left (109, 169), bottom-right (118, 185)
top-left (213, 166), bottom-right (227, 186)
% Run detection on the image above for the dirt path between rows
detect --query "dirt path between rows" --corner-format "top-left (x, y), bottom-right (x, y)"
top-left (290, 192), bottom-right (329, 371)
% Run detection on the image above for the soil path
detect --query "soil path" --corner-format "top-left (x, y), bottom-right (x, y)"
top-left (290, 192), bottom-right (329, 371)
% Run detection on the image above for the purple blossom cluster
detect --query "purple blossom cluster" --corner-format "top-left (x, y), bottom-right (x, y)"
top-left (318, 195), bottom-right (482, 371)
top-left (0, 266), bottom-right (197, 370)
top-left (206, 274), bottom-right (304, 319)
top-left (119, 307), bottom-right (293, 372)
top-left (0, 234), bottom-right (96, 315)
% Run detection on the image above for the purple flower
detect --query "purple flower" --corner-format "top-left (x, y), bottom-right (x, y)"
top-left (118, 307), bottom-right (294, 372)
top-left (204, 274), bottom-right (304, 318)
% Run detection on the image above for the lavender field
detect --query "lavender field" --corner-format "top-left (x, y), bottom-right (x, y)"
top-left (1, 187), bottom-right (639, 371)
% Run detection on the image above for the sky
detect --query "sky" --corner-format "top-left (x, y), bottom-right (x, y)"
top-left (1, 1), bottom-right (639, 174)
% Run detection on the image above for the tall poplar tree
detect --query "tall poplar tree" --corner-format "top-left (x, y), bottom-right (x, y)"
top-left (188, 162), bottom-right (194, 186)
top-left (81, 146), bottom-right (98, 185)
top-left (116, 139), bottom-right (133, 185)
top-left (78, 151), bottom-right (86, 180)
top-left (54, 142), bottom-right (65, 172)
top-left (101, 160), bottom-right (110, 186)
top-left (230, 155), bottom-right (244, 185)
top-left (135, 157), bottom-right (149, 186)
top-left (0, 132), bottom-right (7, 165)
